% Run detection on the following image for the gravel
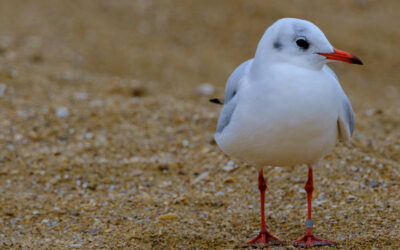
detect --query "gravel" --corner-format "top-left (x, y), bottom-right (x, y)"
top-left (0, 0), bottom-right (399, 249)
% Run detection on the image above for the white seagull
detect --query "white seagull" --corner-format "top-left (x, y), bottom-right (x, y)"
top-left (211, 18), bottom-right (362, 247)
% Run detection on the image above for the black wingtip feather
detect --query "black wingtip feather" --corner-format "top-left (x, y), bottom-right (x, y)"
top-left (209, 98), bottom-right (224, 105)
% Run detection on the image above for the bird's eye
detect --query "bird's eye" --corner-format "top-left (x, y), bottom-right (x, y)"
top-left (296, 38), bottom-right (309, 50)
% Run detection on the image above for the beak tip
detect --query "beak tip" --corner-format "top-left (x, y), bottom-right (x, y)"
top-left (351, 56), bottom-right (363, 65)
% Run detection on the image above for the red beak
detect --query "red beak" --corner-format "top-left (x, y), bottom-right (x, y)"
top-left (318, 48), bottom-right (363, 65)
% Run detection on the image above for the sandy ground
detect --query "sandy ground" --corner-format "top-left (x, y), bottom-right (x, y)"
top-left (0, 0), bottom-right (399, 249)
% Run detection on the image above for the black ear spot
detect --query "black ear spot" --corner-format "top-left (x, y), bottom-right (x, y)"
top-left (273, 41), bottom-right (283, 51)
top-left (296, 38), bottom-right (309, 50)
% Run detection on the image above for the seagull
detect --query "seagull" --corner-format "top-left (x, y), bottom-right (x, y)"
top-left (211, 18), bottom-right (362, 247)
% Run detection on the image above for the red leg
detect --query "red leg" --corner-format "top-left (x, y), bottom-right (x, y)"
top-left (247, 170), bottom-right (286, 245)
top-left (293, 166), bottom-right (335, 247)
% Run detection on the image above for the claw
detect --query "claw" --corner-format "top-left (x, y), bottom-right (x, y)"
top-left (293, 232), bottom-right (335, 247)
top-left (247, 231), bottom-right (286, 246)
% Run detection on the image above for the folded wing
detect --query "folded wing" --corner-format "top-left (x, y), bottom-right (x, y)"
top-left (216, 59), bottom-right (252, 134)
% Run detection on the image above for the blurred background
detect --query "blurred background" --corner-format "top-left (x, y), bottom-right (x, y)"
top-left (0, 0), bottom-right (399, 248)
top-left (0, 0), bottom-right (399, 105)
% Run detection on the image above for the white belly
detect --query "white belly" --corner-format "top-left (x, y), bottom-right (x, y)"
top-left (215, 68), bottom-right (340, 167)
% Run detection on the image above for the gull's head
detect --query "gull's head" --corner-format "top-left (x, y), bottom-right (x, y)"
top-left (255, 18), bottom-right (363, 69)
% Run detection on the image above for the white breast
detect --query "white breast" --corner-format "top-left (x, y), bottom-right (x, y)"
top-left (215, 64), bottom-right (341, 167)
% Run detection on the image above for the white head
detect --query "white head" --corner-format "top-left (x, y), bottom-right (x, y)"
top-left (254, 18), bottom-right (362, 69)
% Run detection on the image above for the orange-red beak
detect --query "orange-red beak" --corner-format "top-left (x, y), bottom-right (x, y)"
top-left (318, 48), bottom-right (363, 65)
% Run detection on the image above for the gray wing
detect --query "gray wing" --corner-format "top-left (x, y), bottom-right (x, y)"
top-left (337, 93), bottom-right (355, 142)
top-left (324, 65), bottom-right (354, 142)
top-left (216, 59), bottom-right (252, 133)
top-left (224, 59), bottom-right (252, 103)
top-left (216, 96), bottom-right (238, 133)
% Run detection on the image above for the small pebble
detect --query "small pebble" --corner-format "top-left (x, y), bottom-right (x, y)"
top-left (158, 213), bottom-right (178, 221)
top-left (56, 107), bottom-right (69, 117)
top-left (142, 192), bottom-right (151, 200)
top-left (196, 83), bottom-right (215, 95)
top-left (73, 92), bottom-right (88, 100)
top-left (85, 133), bottom-right (93, 139)
top-left (193, 172), bottom-right (209, 183)
top-left (224, 177), bottom-right (234, 183)
top-left (89, 99), bottom-right (103, 107)
top-left (222, 161), bottom-right (238, 172)
top-left (0, 83), bottom-right (6, 97)
top-left (135, 219), bottom-right (148, 224)
top-left (347, 195), bottom-right (356, 201)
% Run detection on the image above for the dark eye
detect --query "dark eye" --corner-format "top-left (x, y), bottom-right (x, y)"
top-left (296, 39), bottom-right (309, 50)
